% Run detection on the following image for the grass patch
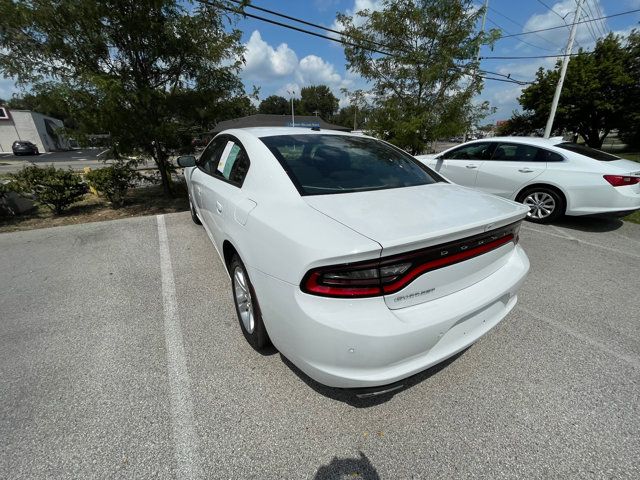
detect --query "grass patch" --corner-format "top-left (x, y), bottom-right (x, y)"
top-left (0, 183), bottom-right (189, 233)
top-left (624, 210), bottom-right (640, 224)
top-left (618, 152), bottom-right (640, 162)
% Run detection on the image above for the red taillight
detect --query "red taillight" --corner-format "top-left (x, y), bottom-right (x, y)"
top-left (301, 222), bottom-right (520, 298)
top-left (603, 175), bottom-right (640, 187)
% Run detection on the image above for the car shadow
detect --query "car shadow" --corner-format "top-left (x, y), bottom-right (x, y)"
top-left (552, 215), bottom-right (625, 232)
top-left (314, 451), bottom-right (380, 480)
top-left (280, 349), bottom-right (467, 408)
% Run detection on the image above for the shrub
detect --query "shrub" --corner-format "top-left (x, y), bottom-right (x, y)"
top-left (0, 181), bottom-right (16, 218)
top-left (10, 165), bottom-right (87, 214)
top-left (85, 160), bottom-right (142, 208)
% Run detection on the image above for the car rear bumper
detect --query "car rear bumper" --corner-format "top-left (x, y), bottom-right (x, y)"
top-left (566, 184), bottom-right (640, 216)
top-left (250, 244), bottom-right (530, 389)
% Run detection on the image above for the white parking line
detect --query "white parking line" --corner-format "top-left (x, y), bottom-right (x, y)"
top-left (517, 305), bottom-right (640, 369)
top-left (521, 225), bottom-right (640, 259)
top-left (157, 214), bottom-right (202, 480)
top-left (549, 224), bottom-right (577, 240)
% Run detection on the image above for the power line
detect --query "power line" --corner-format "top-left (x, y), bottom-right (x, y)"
top-left (584, 0), bottom-right (606, 37)
top-left (535, 0), bottom-right (571, 30)
top-left (206, 0), bottom-right (393, 56)
top-left (535, 0), bottom-right (585, 49)
top-left (497, 7), bottom-right (640, 39)
top-left (486, 17), bottom-right (557, 52)
top-left (225, 0), bottom-right (393, 53)
top-left (487, 5), bottom-right (563, 50)
top-left (480, 52), bottom-right (583, 59)
top-left (590, 0), bottom-right (609, 36)
top-left (199, 0), bottom-right (531, 85)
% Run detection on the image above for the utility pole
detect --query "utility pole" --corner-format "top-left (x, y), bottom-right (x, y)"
top-left (287, 89), bottom-right (295, 126)
top-left (544, 0), bottom-right (584, 138)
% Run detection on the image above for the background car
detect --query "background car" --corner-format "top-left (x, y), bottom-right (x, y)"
top-left (11, 140), bottom-right (39, 156)
top-left (177, 128), bottom-right (530, 390)
top-left (416, 137), bottom-right (640, 223)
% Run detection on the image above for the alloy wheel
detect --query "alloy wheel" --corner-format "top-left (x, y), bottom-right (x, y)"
top-left (523, 191), bottom-right (556, 220)
top-left (233, 266), bottom-right (255, 334)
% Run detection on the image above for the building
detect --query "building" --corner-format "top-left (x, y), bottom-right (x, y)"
top-left (211, 114), bottom-right (350, 133)
top-left (0, 107), bottom-right (70, 153)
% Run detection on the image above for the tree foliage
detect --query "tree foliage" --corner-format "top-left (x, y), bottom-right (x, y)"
top-left (0, 0), bottom-right (248, 196)
top-left (516, 33), bottom-right (638, 148)
top-left (618, 30), bottom-right (640, 148)
top-left (336, 0), bottom-right (497, 154)
top-left (258, 95), bottom-right (290, 115)
top-left (298, 85), bottom-right (339, 119)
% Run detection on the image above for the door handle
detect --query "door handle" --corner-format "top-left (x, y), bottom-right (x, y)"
top-left (518, 168), bottom-right (534, 173)
top-left (465, 164), bottom-right (478, 169)
top-left (216, 201), bottom-right (223, 214)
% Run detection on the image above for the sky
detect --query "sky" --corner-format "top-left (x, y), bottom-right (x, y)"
top-left (1, 0), bottom-right (639, 124)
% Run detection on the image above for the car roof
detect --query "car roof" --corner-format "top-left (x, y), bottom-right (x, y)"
top-left (218, 127), bottom-right (364, 139)
top-left (469, 136), bottom-right (566, 147)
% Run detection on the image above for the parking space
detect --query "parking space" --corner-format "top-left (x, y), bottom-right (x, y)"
top-left (0, 212), bottom-right (638, 479)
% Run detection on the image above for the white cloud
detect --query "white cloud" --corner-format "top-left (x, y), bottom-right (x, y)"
top-left (241, 30), bottom-right (364, 106)
top-left (521, 0), bottom-right (608, 52)
top-left (296, 55), bottom-right (343, 86)
top-left (329, 0), bottom-right (384, 36)
top-left (242, 31), bottom-right (298, 80)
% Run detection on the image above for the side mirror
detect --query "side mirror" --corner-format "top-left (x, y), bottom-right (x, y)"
top-left (177, 155), bottom-right (196, 168)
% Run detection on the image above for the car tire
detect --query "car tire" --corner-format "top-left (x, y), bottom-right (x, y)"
top-left (517, 187), bottom-right (565, 224)
top-left (230, 254), bottom-right (270, 351)
top-left (189, 198), bottom-right (202, 225)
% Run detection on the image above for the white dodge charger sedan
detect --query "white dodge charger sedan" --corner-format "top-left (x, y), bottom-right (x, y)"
top-left (416, 137), bottom-right (640, 223)
top-left (178, 128), bottom-right (530, 390)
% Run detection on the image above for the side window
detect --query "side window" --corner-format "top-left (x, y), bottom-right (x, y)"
top-left (198, 138), bottom-right (225, 175)
top-left (215, 140), bottom-right (251, 186)
top-left (491, 143), bottom-right (540, 162)
top-left (442, 142), bottom-right (495, 160)
top-left (536, 148), bottom-right (564, 162)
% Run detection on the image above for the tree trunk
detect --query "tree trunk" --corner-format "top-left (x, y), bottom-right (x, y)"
top-left (151, 142), bottom-right (173, 197)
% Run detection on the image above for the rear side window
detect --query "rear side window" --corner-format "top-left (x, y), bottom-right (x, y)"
top-left (556, 142), bottom-right (620, 161)
top-left (536, 148), bottom-right (564, 162)
top-left (217, 141), bottom-right (250, 186)
top-left (442, 142), bottom-right (494, 160)
top-left (492, 143), bottom-right (540, 161)
top-left (260, 134), bottom-right (442, 195)
top-left (490, 143), bottom-right (564, 162)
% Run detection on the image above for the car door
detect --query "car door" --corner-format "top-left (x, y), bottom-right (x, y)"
top-left (190, 137), bottom-right (226, 236)
top-left (475, 142), bottom-right (553, 198)
top-left (436, 142), bottom-right (496, 187)
top-left (193, 136), bottom-right (253, 255)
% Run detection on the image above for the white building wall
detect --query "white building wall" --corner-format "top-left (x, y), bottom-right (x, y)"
top-left (0, 110), bottom-right (67, 152)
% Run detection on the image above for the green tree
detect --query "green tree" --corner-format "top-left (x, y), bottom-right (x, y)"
top-left (0, 0), bottom-right (247, 196)
top-left (517, 33), bottom-right (636, 148)
top-left (336, 0), bottom-right (496, 154)
top-left (618, 30), bottom-right (640, 148)
top-left (258, 95), bottom-right (290, 115)
top-left (495, 111), bottom-right (536, 136)
top-left (298, 85), bottom-right (339, 119)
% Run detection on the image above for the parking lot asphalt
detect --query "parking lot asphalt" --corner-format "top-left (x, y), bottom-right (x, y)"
top-left (0, 149), bottom-right (111, 174)
top-left (1, 212), bottom-right (639, 479)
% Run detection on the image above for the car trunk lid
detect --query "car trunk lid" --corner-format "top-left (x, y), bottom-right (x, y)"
top-left (304, 183), bottom-right (528, 309)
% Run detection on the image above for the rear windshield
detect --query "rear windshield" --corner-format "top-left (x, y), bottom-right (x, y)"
top-left (556, 142), bottom-right (620, 161)
top-left (260, 134), bottom-right (442, 195)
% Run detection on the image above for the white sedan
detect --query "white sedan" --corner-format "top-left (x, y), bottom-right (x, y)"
top-left (416, 137), bottom-right (640, 223)
top-left (177, 128), bottom-right (530, 390)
